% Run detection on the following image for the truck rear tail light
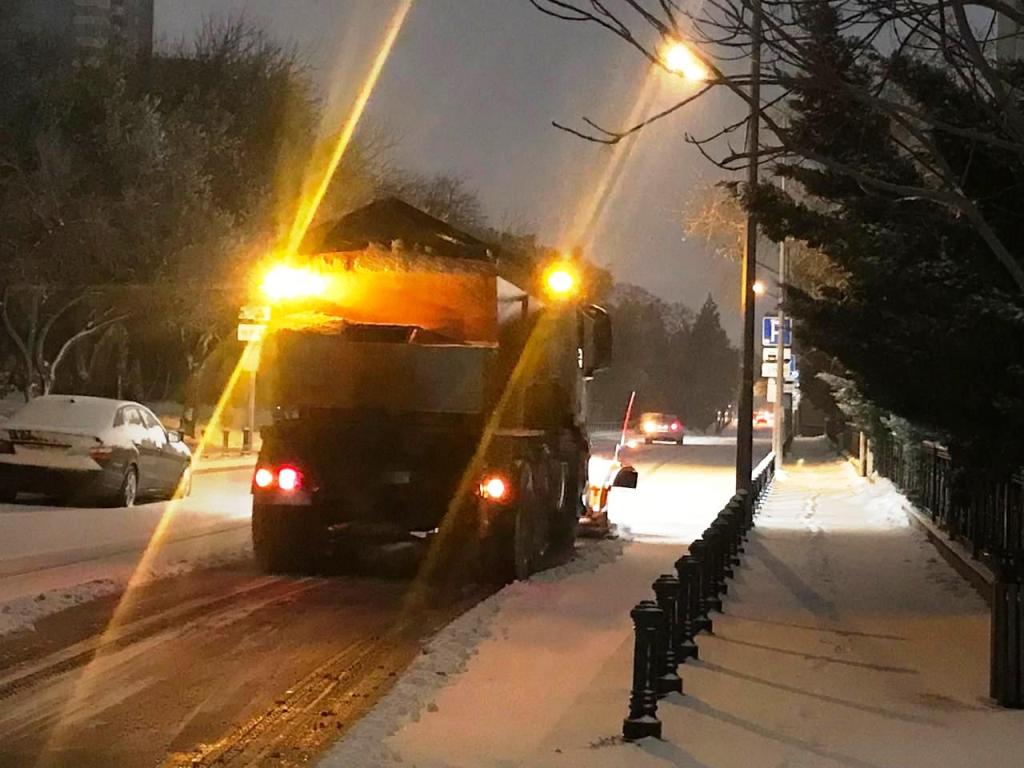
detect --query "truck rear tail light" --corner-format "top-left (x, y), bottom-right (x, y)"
top-left (254, 467), bottom-right (275, 489)
top-left (479, 474), bottom-right (509, 502)
top-left (277, 466), bottom-right (303, 492)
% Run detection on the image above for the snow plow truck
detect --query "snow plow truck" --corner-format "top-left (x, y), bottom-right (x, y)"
top-left (250, 198), bottom-right (634, 580)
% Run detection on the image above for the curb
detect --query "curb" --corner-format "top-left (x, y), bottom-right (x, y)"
top-left (194, 462), bottom-right (254, 476)
top-left (900, 500), bottom-right (995, 604)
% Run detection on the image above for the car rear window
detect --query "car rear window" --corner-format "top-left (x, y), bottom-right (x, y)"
top-left (10, 397), bottom-right (117, 432)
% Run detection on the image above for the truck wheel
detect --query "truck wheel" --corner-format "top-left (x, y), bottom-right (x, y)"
top-left (511, 475), bottom-right (537, 581)
top-left (548, 462), bottom-right (576, 555)
top-left (252, 504), bottom-right (317, 574)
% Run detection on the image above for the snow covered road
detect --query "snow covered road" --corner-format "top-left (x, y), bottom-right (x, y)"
top-left (0, 461), bottom-right (254, 634)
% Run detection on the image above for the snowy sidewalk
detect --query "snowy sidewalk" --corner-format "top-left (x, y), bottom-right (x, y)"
top-left (320, 438), bottom-right (1024, 768)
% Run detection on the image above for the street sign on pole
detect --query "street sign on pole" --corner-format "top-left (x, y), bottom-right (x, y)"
top-left (767, 378), bottom-right (796, 403)
top-left (761, 316), bottom-right (792, 346)
top-left (761, 361), bottom-right (798, 381)
top-left (239, 304), bottom-right (271, 323)
top-left (237, 323), bottom-right (267, 342)
top-left (762, 346), bottom-right (792, 363)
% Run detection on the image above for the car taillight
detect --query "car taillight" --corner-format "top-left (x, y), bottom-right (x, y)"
top-left (254, 467), bottom-right (275, 489)
top-left (479, 474), bottom-right (510, 502)
top-left (277, 466), bottom-right (302, 492)
top-left (89, 446), bottom-right (115, 462)
top-left (671, 422), bottom-right (680, 431)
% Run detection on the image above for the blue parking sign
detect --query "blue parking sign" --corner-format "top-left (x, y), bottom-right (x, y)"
top-left (762, 316), bottom-right (792, 345)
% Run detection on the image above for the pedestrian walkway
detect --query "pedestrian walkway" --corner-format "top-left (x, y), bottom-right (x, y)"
top-left (321, 438), bottom-right (1024, 768)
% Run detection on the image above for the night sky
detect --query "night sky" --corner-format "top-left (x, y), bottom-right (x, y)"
top-left (155, 0), bottom-right (751, 334)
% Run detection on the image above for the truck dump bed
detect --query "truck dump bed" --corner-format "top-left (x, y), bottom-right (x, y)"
top-left (271, 321), bottom-right (495, 415)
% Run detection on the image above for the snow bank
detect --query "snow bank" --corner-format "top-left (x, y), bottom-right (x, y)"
top-left (0, 579), bottom-right (120, 636)
top-left (319, 539), bottom-right (625, 768)
top-left (0, 536), bottom-right (251, 637)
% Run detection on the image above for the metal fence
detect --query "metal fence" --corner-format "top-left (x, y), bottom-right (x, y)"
top-left (873, 433), bottom-right (1024, 562)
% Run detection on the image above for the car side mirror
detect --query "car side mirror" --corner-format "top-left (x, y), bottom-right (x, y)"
top-left (582, 304), bottom-right (612, 377)
top-left (612, 465), bottom-right (638, 489)
top-left (168, 430), bottom-right (183, 444)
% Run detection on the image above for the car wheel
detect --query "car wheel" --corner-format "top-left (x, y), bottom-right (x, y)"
top-left (113, 465), bottom-right (138, 508)
top-left (174, 466), bottom-right (192, 499)
top-left (644, 438), bottom-right (653, 445)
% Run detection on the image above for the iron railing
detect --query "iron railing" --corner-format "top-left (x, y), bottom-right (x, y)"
top-left (873, 433), bottom-right (1024, 563)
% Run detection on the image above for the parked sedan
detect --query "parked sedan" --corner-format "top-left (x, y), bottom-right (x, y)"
top-left (0, 395), bottom-right (192, 507)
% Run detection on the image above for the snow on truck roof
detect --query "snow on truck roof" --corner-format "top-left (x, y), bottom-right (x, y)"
top-left (304, 197), bottom-right (493, 264)
top-left (6, 395), bottom-right (129, 431)
top-left (301, 197), bottom-right (535, 293)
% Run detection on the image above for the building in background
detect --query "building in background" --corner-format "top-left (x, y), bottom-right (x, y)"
top-left (0, 0), bottom-right (154, 60)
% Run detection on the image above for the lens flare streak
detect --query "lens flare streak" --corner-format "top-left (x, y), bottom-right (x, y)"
top-left (284, 0), bottom-right (414, 259)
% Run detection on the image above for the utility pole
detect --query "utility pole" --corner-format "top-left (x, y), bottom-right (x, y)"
top-left (773, 223), bottom-right (787, 467)
top-left (736, 0), bottom-right (762, 491)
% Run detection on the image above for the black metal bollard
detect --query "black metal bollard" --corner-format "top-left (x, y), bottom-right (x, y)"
top-left (222, 428), bottom-right (230, 450)
top-left (704, 528), bottom-right (729, 610)
top-left (711, 519), bottom-right (734, 581)
top-left (688, 539), bottom-right (717, 626)
top-left (623, 600), bottom-right (664, 740)
top-left (736, 488), bottom-right (753, 532)
top-left (724, 501), bottom-right (743, 563)
top-left (991, 552), bottom-right (1024, 707)
top-left (674, 555), bottom-right (700, 660)
top-left (728, 496), bottom-right (746, 553)
top-left (652, 575), bottom-right (683, 695)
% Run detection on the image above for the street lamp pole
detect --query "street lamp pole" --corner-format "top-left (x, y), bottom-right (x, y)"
top-left (736, 0), bottom-right (762, 491)
top-left (773, 227), bottom-right (787, 466)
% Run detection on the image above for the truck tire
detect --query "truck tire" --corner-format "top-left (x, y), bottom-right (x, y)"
top-left (548, 461), bottom-right (577, 556)
top-left (510, 470), bottom-right (538, 581)
top-left (481, 467), bottom-right (540, 583)
top-left (252, 504), bottom-right (318, 574)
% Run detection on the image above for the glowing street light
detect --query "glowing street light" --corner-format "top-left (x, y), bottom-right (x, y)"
top-left (752, 279), bottom-right (767, 296)
top-left (662, 41), bottom-right (710, 82)
top-left (260, 264), bottom-right (330, 303)
top-left (543, 263), bottom-right (579, 299)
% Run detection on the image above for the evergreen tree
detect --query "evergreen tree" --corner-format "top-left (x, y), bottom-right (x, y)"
top-left (676, 295), bottom-right (738, 431)
top-left (747, 3), bottom-right (1024, 474)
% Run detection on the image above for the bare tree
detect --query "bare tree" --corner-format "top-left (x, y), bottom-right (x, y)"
top-left (0, 286), bottom-right (128, 399)
top-left (529, 0), bottom-right (1024, 291)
